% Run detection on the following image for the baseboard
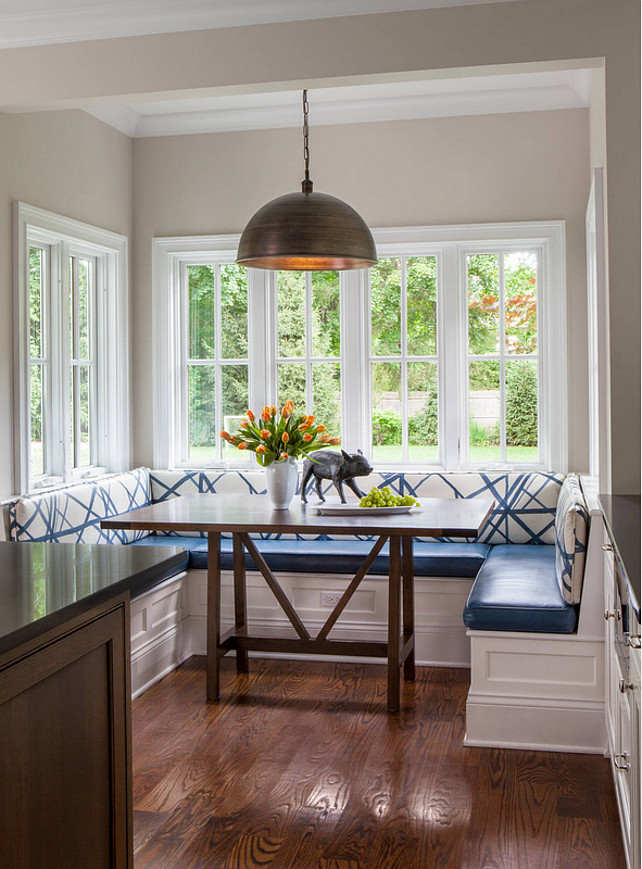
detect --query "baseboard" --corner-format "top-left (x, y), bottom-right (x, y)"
top-left (464, 693), bottom-right (606, 754)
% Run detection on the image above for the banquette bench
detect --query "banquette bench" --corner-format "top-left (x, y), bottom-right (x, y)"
top-left (5, 465), bottom-right (605, 752)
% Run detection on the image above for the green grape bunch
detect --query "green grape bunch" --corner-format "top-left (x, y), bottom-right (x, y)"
top-left (359, 486), bottom-right (420, 509)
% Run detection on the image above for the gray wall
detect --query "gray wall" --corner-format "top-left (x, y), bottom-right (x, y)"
top-left (0, 109), bottom-right (133, 499)
top-left (132, 108), bottom-right (590, 472)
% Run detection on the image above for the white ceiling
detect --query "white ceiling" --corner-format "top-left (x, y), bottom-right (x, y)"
top-left (85, 69), bottom-right (593, 139)
top-left (0, 0), bottom-right (527, 50)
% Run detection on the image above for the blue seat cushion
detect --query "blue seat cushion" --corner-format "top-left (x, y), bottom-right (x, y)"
top-left (185, 538), bottom-right (489, 577)
top-left (130, 535), bottom-right (205, 555)
top-left (463, 545), bottom-right (578, 633)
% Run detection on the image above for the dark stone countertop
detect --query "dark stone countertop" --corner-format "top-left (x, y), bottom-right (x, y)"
top-left (0, 541), bottom-right (188, 656)
top-left (599, 494), bottom-right (640, 618)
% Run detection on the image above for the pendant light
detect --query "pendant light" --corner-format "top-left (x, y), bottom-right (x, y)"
top-left (236, 90), bottom-right (377, 271)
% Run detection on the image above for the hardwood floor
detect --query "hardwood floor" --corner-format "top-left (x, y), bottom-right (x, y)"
top-left (132, 657), bottom-right (625, 869)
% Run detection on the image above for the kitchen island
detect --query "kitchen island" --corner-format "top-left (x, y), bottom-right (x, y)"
top-left (0, 541), bottom-right (187, 869)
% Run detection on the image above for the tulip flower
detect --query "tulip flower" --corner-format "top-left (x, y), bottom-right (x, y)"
top-left (303, 433), bottom-right (313, 442)
top-left (316, 425), bottom-right (326, 433)
top-left (330, 437), bottom-right (341, 445)
top-left (219, 430), bottom-right (231, 441)
top-left (298, 421), bottom-right (311, 431)
top-left (282, 432), bottom-right (290, 443)
top-left (260, 429), bottom-right (270, 439)
top-left (270, 406), bottom-right (278, 417)
top-left (240, 420), bottom-right (248, 429)
top-left (280, 452), bottom-right (288, 460)
top-left (256, 444), bottom-right (266, 453)
top-left (261, 406), bottom-right (270, 421)
top-left (247, 409), bottom-right (255, 421)
top-left (282, 405), bottom-right (291, 418)
top-left (237, 441), bottom-right (248, 450)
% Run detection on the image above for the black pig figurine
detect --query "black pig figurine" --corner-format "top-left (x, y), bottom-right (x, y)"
top-left (301, 449), bottom-right (372, 504)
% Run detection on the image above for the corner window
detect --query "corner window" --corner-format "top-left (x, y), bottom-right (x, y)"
top-left (14, 203), bottom-right (129, 492)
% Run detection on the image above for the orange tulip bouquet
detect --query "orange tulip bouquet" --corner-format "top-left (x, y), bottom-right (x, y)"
top-left (219, 401), bottom-right (340, 467)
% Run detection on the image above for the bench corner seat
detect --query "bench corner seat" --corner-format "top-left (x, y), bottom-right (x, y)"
top-left (462, 544), bottom-right (577, 633)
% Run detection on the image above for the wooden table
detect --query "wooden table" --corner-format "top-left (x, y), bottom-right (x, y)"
top-left (103, 494), bottom-right (493, 712)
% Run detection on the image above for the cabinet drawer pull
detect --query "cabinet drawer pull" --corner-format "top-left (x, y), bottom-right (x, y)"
top-left (604, 609), bottom-right (621, 621)
top-left (618, 679), bottom-right (634, 693)
top-left (627, 634), bottom-right (642, 649)
top-left (614, 753), bottom-right (630, 771)
top-left (603, 543), bottom-right (614, 552)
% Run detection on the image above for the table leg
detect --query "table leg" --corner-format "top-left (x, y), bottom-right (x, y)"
top-left (206, 531), bottom-right (221, 701)
top-left (388, 535), bottom-right (401, 713)
top-left (402, 536), bottom-right (416, 682)
top-left (233, 533), bottom-right (249, 674)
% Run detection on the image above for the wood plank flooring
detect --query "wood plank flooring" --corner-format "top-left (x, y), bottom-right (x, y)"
top-left (132, 657), bottom-right (626, 869)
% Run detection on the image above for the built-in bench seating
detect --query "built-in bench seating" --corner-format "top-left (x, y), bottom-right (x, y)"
top-left (7, 466), bottom-right (584, 634)
top-left (144, 468), bottom-right (585, 635)
top-left (6, 465), bottom-right (606, 753)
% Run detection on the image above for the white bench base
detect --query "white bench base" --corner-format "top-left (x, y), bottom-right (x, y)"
top-left (464, 629), bottom-right (605, 753)
top-left (129, 568), bottom-right (474, 696)
top-left (130, 573), bottom-right (191, 698)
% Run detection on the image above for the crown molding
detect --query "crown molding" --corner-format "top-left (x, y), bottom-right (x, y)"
top-left (0, 0), bottom-right (527, 51)
top-left (85, 69), bottom-right (592, 139)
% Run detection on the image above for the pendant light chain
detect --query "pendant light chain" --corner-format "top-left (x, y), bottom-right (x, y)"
top-left (236, 86), bottom-right (377, 269)
top-left (302, 89), bottom-right (313, 193)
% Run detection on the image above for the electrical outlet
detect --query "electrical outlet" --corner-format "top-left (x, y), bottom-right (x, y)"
top-left (321, 591), bottom-right (342, 608)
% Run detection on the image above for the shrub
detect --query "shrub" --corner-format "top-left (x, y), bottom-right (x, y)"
top-left (470, 420), bottom-right (500, 446)
top-left (408, 398), bottom-right (438, 445)
top-left (506, 362), bottom-right (538, 446)
top-left (372, 410), bottom-right (402, 446)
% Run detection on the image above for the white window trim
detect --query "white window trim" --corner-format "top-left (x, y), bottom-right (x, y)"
top-left (13, 202), bottom-right (130, 494)
top-left (152, 221), bottom-right (566, 473)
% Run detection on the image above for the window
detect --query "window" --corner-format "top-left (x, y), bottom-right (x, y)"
top-left (153, 222), bottom-right (566, 472)
top-left (14, 203), bottom-right (129, 492)
top-left (275, 271), bottom-right (342, 438)
top-left (369, 256), bottom-right (438, 464)
top-left (183, 263), bottom-right (249, 463)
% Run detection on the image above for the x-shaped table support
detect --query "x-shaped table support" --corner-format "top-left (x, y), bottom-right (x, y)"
top-left (206, 531), bottom-right (416, 713)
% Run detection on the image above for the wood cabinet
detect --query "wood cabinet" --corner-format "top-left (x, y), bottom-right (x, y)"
top-left (0, 593), bottom-right (132, 868)
top-left (604, 531), bottom-right (640, 869)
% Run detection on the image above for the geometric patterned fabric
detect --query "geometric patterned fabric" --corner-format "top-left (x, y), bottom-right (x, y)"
top-left (10, 467), bottom-right (153, 544)
top-left (553, 473), bottom-right (589, 604)
top-left (149, 468), bottom-right (564, 545)
top-left (8, 466), bottom-right (567, 553)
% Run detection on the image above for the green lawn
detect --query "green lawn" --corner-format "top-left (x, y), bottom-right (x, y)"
top-left (468, 445), bottom-right (539, 464)
top-left (189, 442), bottom-right (539, 466)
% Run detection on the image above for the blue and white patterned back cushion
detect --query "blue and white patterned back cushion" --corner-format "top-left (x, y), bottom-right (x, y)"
top-left (554, 474), bottom-right (589, 604)
top-left (151, 469), bottom-right (352, 541)
top-left (363, 471), bottom-right (562, 544)
top-left (10, 468), bottom-right (152, 544)
top-left (150, 468), bottom-right (561, 545)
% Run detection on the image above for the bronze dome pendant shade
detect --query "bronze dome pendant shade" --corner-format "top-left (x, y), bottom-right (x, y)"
top-left (236, 90), bottom-right (377, 271)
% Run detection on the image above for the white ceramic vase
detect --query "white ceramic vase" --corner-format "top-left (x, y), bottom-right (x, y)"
top-left (264, 457), bottom-right (298, 509)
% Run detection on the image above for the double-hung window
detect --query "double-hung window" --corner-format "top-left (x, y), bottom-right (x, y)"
top-left (153, 221), bottom-right (565, 472)
top-left (183, 262), bottom-right (249, 463)
top-left (275, 270), bottom-right (342, 438)
top-left (14, 203), bottom-right (129, 492)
